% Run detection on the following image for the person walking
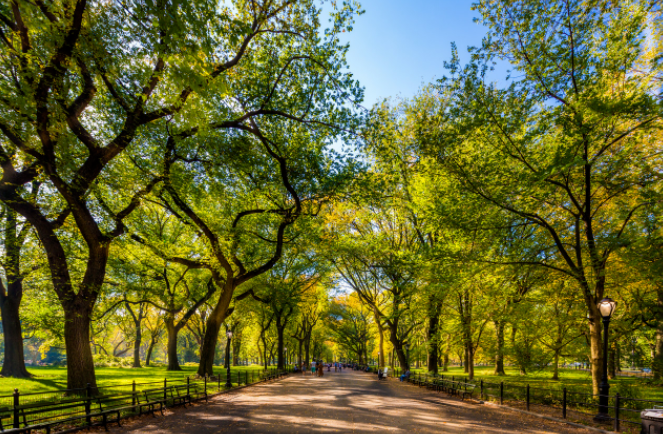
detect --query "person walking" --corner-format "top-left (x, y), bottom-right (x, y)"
top-left (311, 361), bottom-right (316, 376)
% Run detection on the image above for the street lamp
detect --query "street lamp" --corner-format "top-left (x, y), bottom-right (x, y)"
top-left (225, 329), bottom-right (233, 388)
top-left (284, 347), bottom-right (288, 367)
top-left (594, 297), bottom-right (617, 422)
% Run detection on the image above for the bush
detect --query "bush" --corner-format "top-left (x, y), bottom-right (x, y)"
top-left (93, 354), bottom-right (132, 368)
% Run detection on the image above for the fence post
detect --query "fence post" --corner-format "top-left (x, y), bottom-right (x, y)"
top-left (132, 380), bottom-right (136, 407)
top-left (614, 393), bottom-right (620, 432)
top-left (500, 382), bottom-right (504, 405)
top-left (562, 387), bottom-right (567, 419)
top-left (204, 375), bottom-right (208, 397)
top-left (164, 378), bottom-right (167, 402)
top-left (526, 384), bottom-right (530, 411)
top-left (218, 372), bottom-right (221, 391)
top-left (85, 383), bottom-right (92, 426)
top-left (187, 376), bottom-right (190, 397)
top-left (480, 380), bottom-right (484, 400)
top-left (13, 388), bottom-right (19, 429)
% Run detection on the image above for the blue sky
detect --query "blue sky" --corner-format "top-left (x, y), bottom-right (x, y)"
top-left (333, 0), bottom-right (490, 107)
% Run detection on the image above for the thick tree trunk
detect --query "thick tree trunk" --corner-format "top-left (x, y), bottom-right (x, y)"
top-left (63, 308), bottom-right (97, 390)
top-left (297, 339), bottom-right (302, 365)
top-left (494, 320), bottom-right (506, 375)
top-left (304, 333), bottom-right (311, 368)
top-left (0, 291), bottom-right (30, 378)
top-left (608, 342), bottom-right (617, 380)
top-left (427, 306), bottom-right (439, 375)
top-left (166, 320), bottom-right (181, 371)
top-left (375, 308), bottom-right (385, 369)
top-left (387, 324), bottom-right (409, 370)
top-left (552, 351), bottom-right (560, 380)
top-left (442, 335), bottom-right (449, 372)
top-left (654, 288), bottom-right (663, 382)
top-left (276, 325), bottom-right (285, 369)
top-left (588, 310), bottom-right (603, 395)
top-left (232, 334), bottom-right (241, 366)
top-left (197, 285), bottom-right (233, 377)
top-left (145, 336), bottom-right (157, 367)
top-left (132, 326), bottom-right (142, 368)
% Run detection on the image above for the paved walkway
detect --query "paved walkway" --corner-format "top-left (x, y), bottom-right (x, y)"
top-left (108, 370), bottom-right (597, 433)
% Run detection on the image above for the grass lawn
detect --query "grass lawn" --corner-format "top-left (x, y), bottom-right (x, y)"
top-left (0, 364), bottom-right (270, 396)
top-left (408, 365), bottom-right (663, 402)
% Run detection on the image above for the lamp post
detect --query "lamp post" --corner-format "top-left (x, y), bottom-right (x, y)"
top-left (594, 297), bottom-right (617, 422)
top-left (225, 329), bottom-right (233, 388)
top-left (284, 347), bottom-right (288, 367)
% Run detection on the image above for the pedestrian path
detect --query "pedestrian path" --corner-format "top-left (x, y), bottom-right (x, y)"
top-left (108, 369), bottom-right (597, 433)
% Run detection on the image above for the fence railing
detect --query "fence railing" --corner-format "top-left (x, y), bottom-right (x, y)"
top-left (0, 367), bottom-right (289, 433)
top-left (389, 369), bottom-right (662, 433)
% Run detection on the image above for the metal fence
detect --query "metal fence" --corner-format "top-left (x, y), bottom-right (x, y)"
top-left (0, 367), bottom-right (289, 433)
top-left (389, 369), bottom-right (663, 433)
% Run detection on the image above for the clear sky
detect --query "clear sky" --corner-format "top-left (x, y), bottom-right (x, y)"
top-left (333, 0), bottom-right (490, 107)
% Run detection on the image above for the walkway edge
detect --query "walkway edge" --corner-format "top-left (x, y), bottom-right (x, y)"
top-left (388, 376), bottom-right (615, 434)
top-left (481, 400), bottom-right (616, 434)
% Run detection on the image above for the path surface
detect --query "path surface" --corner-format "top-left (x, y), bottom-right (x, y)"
top-left (108, 370), bottom-right (597, 433)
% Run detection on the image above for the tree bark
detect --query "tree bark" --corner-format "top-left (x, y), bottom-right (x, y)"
top-left (552, 351), bottom-right (560, 380)
top-left (387, 324), bottom-right (409, 370)
top-left (426, 302), bottom-right (439, 375)
top-left (133, 327), bottom-right (142, 368)
top-left (64, 308), bottom-right (97, 390)
top-left (588, 310), bottom-right (603, 394)
top-left (0, 208), bottom-right (31, 378)
top-left (165, 319), bottom-right (181, 371)
top-left (197, 284), bottom-right (233, 376)
top-left (145, 335), bottom-right (157, 367)
top-left (0, 291), bottom-right (30, 378)
top-left (654, 288), bottom-right (663, 382)
top-left (494, 320), bottom-right (506, 375)
top-left (276, 323), bottom-right (285, 369)
top-left (608, 341), bottom-right (617, 380)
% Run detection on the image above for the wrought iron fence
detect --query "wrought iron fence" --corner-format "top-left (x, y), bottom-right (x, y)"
top-left (0, 367), bottom-right (289, 433)
top-left (389, 369), bottom-right (663, 433)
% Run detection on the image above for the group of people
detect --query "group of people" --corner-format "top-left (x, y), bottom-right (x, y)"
top-left (296, 361), bottom-right (345, 376)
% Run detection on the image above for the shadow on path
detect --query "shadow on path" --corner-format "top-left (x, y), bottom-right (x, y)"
top-left (107, 370), bottom-right (597, 433)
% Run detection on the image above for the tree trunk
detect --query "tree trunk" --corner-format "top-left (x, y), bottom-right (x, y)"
top-left (276, 324), bottom-right (285, 369)
top-left (608, 341), bottom-right (617, 380)
top-left (145, 336), bottom-right (157, 367)
top-left (494, 320), bottom-right (506, 375)
top-left (387, 324), bottom-right (409, 370)
top-left (165, 319), bottom-right (181, 371)
top-left (375, 308), bottom-right (385, 369)
top-left (63, 308), bottom-right (97, 390)
top-left (132, 324), bottom-right (142, 368)
top-left (232, 333), bottom-right (241, 366)
top-left (0, 290), bottom-right (30, 378)
top-left (442, 335), bottom-right (449, 372)
top-left (304, 333), bottom-right (311, 369)
top-left (588, 309), bottom-right (603, 395)
top-left (654, 288), bottom-right (663, 382)
top-left (196, 285), bottom-right (233, 377)
top-left (552, 351), bottom-right (560, 380)
top-left (297, 339), bottom-right (302, 365)
top-left (427, 304), bottom-right (439, 375)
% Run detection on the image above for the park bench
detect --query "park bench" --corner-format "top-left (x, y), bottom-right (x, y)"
top-left (141, 388), bottom-right (167, 416)
top-left (0, 393), bottom-right (124, 434)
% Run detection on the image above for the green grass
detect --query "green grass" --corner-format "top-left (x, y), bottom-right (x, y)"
top-left (407, 366), bottom-right (663, 402)
top-left (0, 364), bottom-right (270, 396)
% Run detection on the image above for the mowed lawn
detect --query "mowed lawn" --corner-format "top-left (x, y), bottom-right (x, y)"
top-left (0, 365), bottom-right (269, 396)
top-left (408, 366), bottom-right (663, 402)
